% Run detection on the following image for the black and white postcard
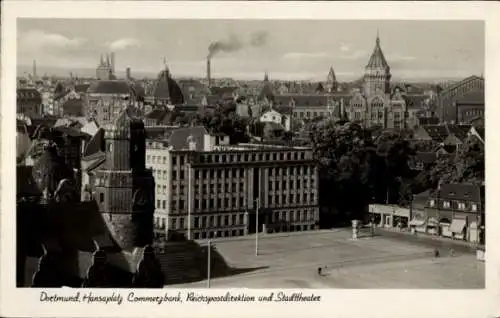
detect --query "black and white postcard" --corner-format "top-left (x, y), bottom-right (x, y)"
top-left (1, 1), bottom-right (499, 317)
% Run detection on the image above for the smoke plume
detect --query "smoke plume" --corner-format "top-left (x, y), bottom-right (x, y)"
top-left (207, 30), bottom-right (269, 59)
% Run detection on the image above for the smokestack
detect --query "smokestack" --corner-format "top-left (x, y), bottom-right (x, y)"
top-left (207, 58), bottom-right (212, 87)
top-left (110, 52), bottom-right (115, 74)
top-left (126, 67), bottom-right (131, 81)
top-left (33, 60), bottom-right (37, 81)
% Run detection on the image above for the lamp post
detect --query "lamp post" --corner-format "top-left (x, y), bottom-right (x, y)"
top-left (255, 198), bottom-right (260, 256)
top-left (207, 239), bottom-right (211, 288)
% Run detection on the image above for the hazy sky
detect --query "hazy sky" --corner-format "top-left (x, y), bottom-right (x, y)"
top-left (17, 19), bottom-right (484, 81)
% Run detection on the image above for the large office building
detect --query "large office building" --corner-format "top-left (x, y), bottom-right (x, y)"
top-left (146, 127), bottom-right (320, 240)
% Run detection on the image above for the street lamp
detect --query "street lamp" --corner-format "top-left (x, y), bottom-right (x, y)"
top-left (255, 198), bottom-right (260, 256)
top-left (207, 239), bottom-right (212, 288)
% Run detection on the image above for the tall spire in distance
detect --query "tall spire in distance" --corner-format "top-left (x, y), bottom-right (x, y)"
top-left (264, 70), bottom-right (269, 82)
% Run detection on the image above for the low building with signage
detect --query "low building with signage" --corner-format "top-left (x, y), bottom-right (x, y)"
top-left (410, 184), bottom-right (484, 243)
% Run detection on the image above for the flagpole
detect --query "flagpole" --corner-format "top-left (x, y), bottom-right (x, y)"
top-left (207, 239), bottom-right (211, 288)
top-left (255, 198), bottom-right (259, 256)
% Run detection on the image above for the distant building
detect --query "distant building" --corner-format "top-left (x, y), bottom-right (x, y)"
top-left (144, 62), bottom-right (185, 107)
top-left (454, 90), bottom-right (484, 125)
top-left (96, 54), bottom-right (115, 80)
top-left (260, 109), bottom-right (290, 131)
top-left (410, 183), bottom-right (484, 243)
top-left (437, 75), bottom-right (484, 123)
top-left (146, 127), bottom-right (319, 240)
top-left (17, 88), bottom-right (42, 117)
top-left (85, 80), bottom-right (138, 126)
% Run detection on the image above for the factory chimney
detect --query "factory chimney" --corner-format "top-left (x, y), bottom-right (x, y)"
top-left (110, 52), bottom-right (115, 74)
top-left (206, 58), bottom-right (212, 87)
top-left (33, 60), bottom-right (37, 82)
top-left (126, 67), bottom-right (131, 81)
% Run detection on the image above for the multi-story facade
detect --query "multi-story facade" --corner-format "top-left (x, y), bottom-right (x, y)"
top-left (17, 88), bottom-right (42, 117)
top-left (437, 75), bottom-right (484, 123)
top-left (84, 80), bottom-right (136, 126)
top-left (146, 133), bottom-right (320, 240)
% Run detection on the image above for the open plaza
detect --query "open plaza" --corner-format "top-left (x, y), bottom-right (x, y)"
top-left (171, 229), bottom-right (484, 289)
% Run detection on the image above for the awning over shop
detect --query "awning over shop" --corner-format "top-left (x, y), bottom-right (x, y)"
top-left (409, 218), bottom-right (426, 226)
top-left (427, 217), bottom-right (439, 227)
top-left (449, 219), bottom-right (467, 233)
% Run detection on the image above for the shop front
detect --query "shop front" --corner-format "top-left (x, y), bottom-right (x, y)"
top-left (409, 209), bottom-right (427, 233)
top-left (449, 216), bottom-right (467, 240)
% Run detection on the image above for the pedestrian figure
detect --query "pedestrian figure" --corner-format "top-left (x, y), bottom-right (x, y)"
top-left (317, 267), bottom-right (322, 276)
top-left (433, 248), bottom-right (440, 258)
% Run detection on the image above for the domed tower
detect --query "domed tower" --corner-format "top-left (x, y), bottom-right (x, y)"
top-left (96, 109), bottom-right (153, 250)
top-left (150, 59), bottom-right (185, 106)
top-left (363, 33), bottom-right (391, 97)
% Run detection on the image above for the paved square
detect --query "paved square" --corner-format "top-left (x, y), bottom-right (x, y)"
top-left (171, 230), bottom-right (484, 289)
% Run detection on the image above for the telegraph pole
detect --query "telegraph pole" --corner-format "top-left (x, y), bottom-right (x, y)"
top-left (207, 239), bottom-right (211, 288)
top-left (255, 198), bottom-right (260, 256)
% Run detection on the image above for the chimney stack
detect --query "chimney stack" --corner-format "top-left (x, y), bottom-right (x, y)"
top-left (33, 60), bottom-right (37, 82)
top-left (207, 58), bottom-right (212, 87)
top-left (110, 52), bottom-right (115, 74)
top-left (126, 67), bottom-right (131, 81)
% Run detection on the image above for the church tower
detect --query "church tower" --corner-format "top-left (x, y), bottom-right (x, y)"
top-left (95, 109), bottom-right (153, 250)
top-left (326, 66), bottom-right (337, 93)
top-left (363, 33), bottom-right (391, 97)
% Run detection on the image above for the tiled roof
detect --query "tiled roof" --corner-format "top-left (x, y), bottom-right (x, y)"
top-left (168, 126), bottom-right (208, 151)
top-left (438, 183), bottom-right (483, 202)
top-left (447, 124), bottom-right (471, 141)
top-left (62, 99), bottom-right (84, 117)
top-left (83, 128), bottom-right (105, 157)
top-left (87, 80), bottom-right (132, 95)
top-left (455, 90), bottom-right (485, 105)
top-left (421, 125), bottom-right (449, 142)
top-left (274, 94), bottom-right (329, 107)
top-left (366, 36), bottom-right (389, 70)
top-left (152, 70), bottom-right (185, 104)
top-left (145, 109), bottom-right (168, 121)
top-left (74, 84), bottom-right (91, 93)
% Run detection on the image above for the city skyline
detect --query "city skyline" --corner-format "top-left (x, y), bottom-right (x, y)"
top-left (17, 19), bottom-right (484, 81)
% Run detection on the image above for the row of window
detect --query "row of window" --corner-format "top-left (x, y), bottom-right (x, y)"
top-left (461, 109), bottom-right (484, 118)
top-left (154, 209), bottom-right (317, 231)
top-left (192, 182), bottom-right (245, 194)
top-left (429, 199), bottom-right (479, 212)
top-left (147, 155), bottom-right (167, 165)
top-left (269, 179), bottom-right (315, 190)
top-left (195, 168), bottom-right (245, 179)
top-left (267, 193), bottom-right (316, 206)
top-left (293, 110), bottom-right (332, 119)
top-left (198, 151), bottom-right (308, 164)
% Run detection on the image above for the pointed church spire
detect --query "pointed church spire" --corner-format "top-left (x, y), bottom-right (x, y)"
top-left (264, 71), bottom-right (269, 82)
top-left (376, 29), bottom-right (380, 46)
